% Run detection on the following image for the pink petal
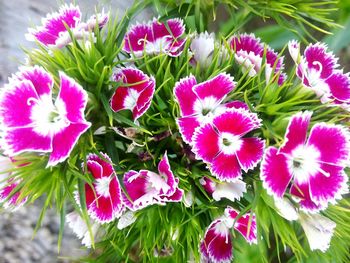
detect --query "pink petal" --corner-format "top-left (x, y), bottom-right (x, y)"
top-left (199, 176), bottom-right (216, 195)
top-left (304, 43), bottom-right (337, 79)
top-left (114, 67), bottom-right (153, 94)
top-left (290, 182), bottom-right (324, 212)
top-left (133, 78), bottom-right (155, 120)
top-left (174, 75), bottom-right (198, 116)
top-left (279, 111), bottom-right (312, 155)
top-left (265, 48), bottom-right (284, 72)
top-left (48, 123), bottom-right (90, 166)
top-left (260, 147), bottom-right (292, 198)
top-left (309, 163), bottom-right (348, 206)
top-left (57, 72), bottom-right (89, 123)
top-left (211, 152), bottom-right (242, 182)
top-left (159, 187), bottom-right (184, 202)
top-left (202, 219), bottom-right (233, 263)
top-left (193, 73), bottom-right (235, 102)
top-left (326, 72), bottom-right (350, 102)
top-left (133, 98), bottom-right (152, 121)
top-left (230, 33), bottom-right (264, 56)
top-left (2, 127), bottom-right (52, 156)
top-left (307, 123), bottom-right (350, 166)
top-left (0, 181), bottom-right (28, 208)
top-left (87, 153), bottom-right (114, 178)
top-left (110, 86), bottom-right (129, 112)
top-left (152, 18), bottom-right (185, 40)
top-left (236, 138), bottom-right (265, 172)
top-left (123, 23), bottom-right (153, 53)
top-left (212, 109), bottom-right (261, 137)
top-left (157, 153), bottom-right (176, 195)
top-left (86, 159), bottom-right (103, 179)
top-left (16, 66), bottom-right (53, 96)
top-left (223, 100), bottom-right (249, 111)
top-left (167, 38), bottom-right (186, 57)
top-left (177, 116), bottom-right (201, 144)
top-left (192, 122), bottom-right (220, 162)
top-left (27, 4), bottom-right (81, 46)
top-left (0, 80), bottom-right (39, 128)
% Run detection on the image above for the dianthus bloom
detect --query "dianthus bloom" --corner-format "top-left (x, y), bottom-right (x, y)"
top-left (200, 207), bottom-right (257, 263)
top-left (230, 33), bottom-right (286, 85)
top-left (0, 66), bottom-right (91, 166)
top-left (261, 111), bottom-right (349, 211)
top-left (123, 18), bottom-right (186, 57)
top-left (110, 67), bottom-right (155, 121)
top-left (26, 4), bottom-right (108, 48)
top-left (122, 153), bottom-right (183, 211)
top-left (289, 41), bottom-right (350, 108)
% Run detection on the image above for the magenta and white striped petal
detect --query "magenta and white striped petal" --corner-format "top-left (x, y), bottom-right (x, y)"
top-left (123, 170), bottom-right (150, 210)
top-left (230, 33), bottom-right (263, 57)
top-left (212, 179), bottom-right (246, 202)
top-left (226, 207), bottom-right (257, 244)
top-left (0, 180), bottom-right (28, 209)
top-left (174, 75), bottom-right (197, 116)
top-left (223, 100), bottom-right (249, 111)
top-left (260, 147), bottom-right (293, 198)
top-left (81, 11), bottom-right (109, 31)
top-left (123, 23), bottom-right (153, 54)
top-left (110, 67), bottom-right (155, 121)
top-left (288, 40), bottom-right (300, 63)
top-left (211, 152), bottom-right (242, 182)
top-left (236, 138), bottom-right (265, 172)
top-left (157, 153), bottom-right (176, 195)
top-left (84, 153), bottom-right (123, 223)
top-left (290, 182), bottom-right (324, 212)
top-left (192, 122), bottom-right (220, 162)
top-left (200, 219), bottom-right (233, 263)
top-left (177, 116), bottom-right (201, 144)
top-left (326, 72), bottom-right (350, 102)
top-left (26, 4), bottom-right (81, 47)
top-left (279, 111), bottom-right (312, 155)
top-left (199, 176), bottom-right (216, 195)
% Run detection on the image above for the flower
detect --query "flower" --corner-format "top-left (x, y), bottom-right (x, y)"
top-left (26, 4), bottom-right (108, 48)
top-left (122, 153), bottom-right (184, 211)
top-left (123, 18), bottom-right (186, 57)
top-left (261, 111), bottom-right (349, 211)
top-left (230, 33), bottom-right (286, 85)
top-left (192, 108), bottom-right (265, 182)
top-left (66, 211), bottom-right (100, 248)
top-left (199, 176), bottom-right (246, 202)
top-left (290, 42), bottom-right (350, 108)
top-left (110, 67), bottom-right (155, 121)
top-left (0, 66), bottom-right (91, 166)
top-left (83, 153), bottom-right (123, 223)
top-left (174, 73), bottom-right (239, 144)
top-left (200, 207), bottom-right (257, 263)
top-left (190, 32), bottom-right (215, 68)
top-left (274, 198), bottom-right (336, 252)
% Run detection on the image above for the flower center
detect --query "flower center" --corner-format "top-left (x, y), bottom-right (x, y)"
top-left (289, 145), bottom-right (322, 184)
top-left (95, 176), bottom-right (112, 198)
top-left (193, 96), bottom-right (219, 122)
top-left (219, 132), bottom-right (242, 155)
top-left (123, 89), bottom-right (140, 110)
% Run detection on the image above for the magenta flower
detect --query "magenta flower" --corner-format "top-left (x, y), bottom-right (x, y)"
top-left (200, 207), bottom-right (257, 263)
top-left (290, 42), bottom-right (350, 108)
top-left (192, 108), bottom-right (265, 182)
top-left (83, 153), bottom-right (123, 223)
top-left (123, 18), bottom-right (186, 57)
top-left (0, 66), bottom-right (91, 166)
top-left (174, 73), bottom-right (239, 144)
top-left (261, 111), bottom-right (349, 211)
top-left (230, 33), bottom-right (286, 85)
top-left (26, 4), bottom-right (108, 48)
top-left (110, 67), bottom-right (155, 121)
top-left (122, 153), bottom-right (184, 211)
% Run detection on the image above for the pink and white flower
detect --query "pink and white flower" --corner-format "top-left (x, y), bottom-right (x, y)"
top-left (122, 153), bottom-right (183, 211)
top-left (174, 73), bottom-right (238, 144)
top-left (123, 18), bottom-right (186, 57)
top-left (192, 108), bottom-right (265, 182)
top-left (230, 33), bottom-right (286, 85)
top-left (26, 4), bottom-right (109, 48)
top-left (261, 111), bottom-right (349, 211)
top-left (83, 153), bottom-right (123, 223)
top-left (200, 176), bottom-right (246, 202)
top-left (0, 66), bottom-right (91, 166)
top-left (200, 207), bottom-right (257, 263)
top-left (190, 32), bottom-right (215, 68)
top-left (110, 67), bottom-right (155, 121)
top-left (290, 42), bottom-right (350, 108)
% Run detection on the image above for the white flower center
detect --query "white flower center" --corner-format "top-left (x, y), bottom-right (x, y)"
top-left (219, 132), bottom-right (242, 155)
top-left (139, 36), bottom-right (172, 54)
top-left (123, 89), bottom-right (140, 110)
top-left (95, 176), bottom-right (112, 198)
top-left (289, 145), bottom-right (322, 184)
top-left (30, 95), bottom-right (69, 137)
top-left (193, 96), bottom-right (220, 122)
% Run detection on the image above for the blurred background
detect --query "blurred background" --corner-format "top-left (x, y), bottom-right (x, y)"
top-left (0, 0), bottom-right (349, 262)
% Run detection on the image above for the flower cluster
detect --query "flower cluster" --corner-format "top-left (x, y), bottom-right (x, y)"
top-left (1, 3), bottom-right (350, 263)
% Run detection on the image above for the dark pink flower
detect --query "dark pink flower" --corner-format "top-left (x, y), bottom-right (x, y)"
top-left (174, 73), bottom-right (239, 144)
top-left (84, 153), bottom-right (123, 223)
top-left (200, 207), bottom-right (257, 263)
top-left (123, 18), bottom-right (186, 57)
top-left (260, 111), bottom-right (349, 211)
top-left (122, 153), bottom-right (183, 211)
top-left (26, 4), bottom-right (108, 48)
top-left (230, 33), bottom-right (286, 85)
top-left (110, 67), bottom-right (155, 121)
top-left (290, 42), bottom-right (350, 108)
top-left (192, 108), bottom-right (265, 182)
top-left (0, 66), bottom-right (91, 166)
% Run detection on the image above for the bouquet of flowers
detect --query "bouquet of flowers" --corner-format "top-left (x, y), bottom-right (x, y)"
top-left (1, 1), bottom-right (350, 262)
